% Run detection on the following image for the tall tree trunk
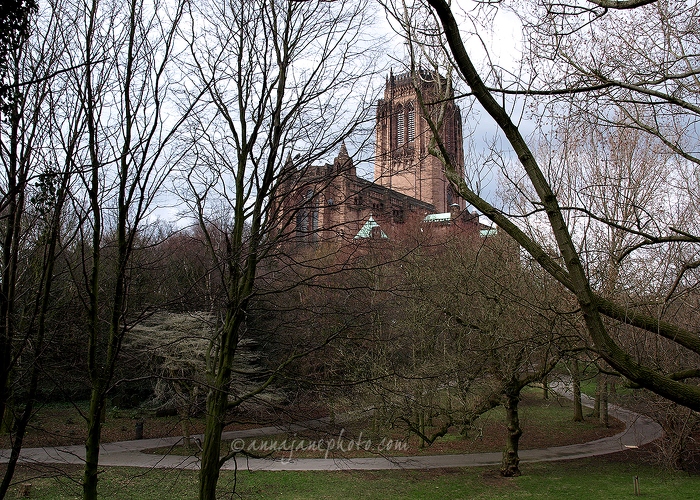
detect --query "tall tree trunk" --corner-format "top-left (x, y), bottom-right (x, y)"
top-left (593, 374), bottom-right (602, 419)
top-left (0, 96), bottom-right (23, 448)
top-left (501, 389), bottom-right (522, 477)
top-left (82, 386), bottom-right (105, 500)
top-left (0, 344), bottom-right (41, 498)
top-left (199, 314), bottom-right (239, 500)
top-left (199, 384), bottom-right (228, 500)
top-left (600, 375), bottom-right (609, 427)
top-left (572, 359), bottom-right (583, 422)
top-left (425, 0), bottom-right (700, 412)
top-left (542, 375), bottom-right (549, 399)
top-left (0, 183), bottom-right (68, 498)
top-left (0, 59), bottom-right (33, 498)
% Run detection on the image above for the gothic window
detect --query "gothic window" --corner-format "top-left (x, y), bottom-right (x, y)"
top-left (296, 207), bottom-right (308, 233)
top-left (311, 202), bottom-right (319, 233)
top-left (407, 102), bottom-right (415, 142)
top-left (396, 105), bottom-right (404, 145)
top-left (297, 189), bottom-right (319, 240)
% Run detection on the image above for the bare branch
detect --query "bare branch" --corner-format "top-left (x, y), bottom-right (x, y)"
top-left (586, 0), bottom-right (657, 9)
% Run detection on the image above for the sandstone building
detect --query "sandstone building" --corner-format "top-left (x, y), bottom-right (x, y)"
top-left (374, 69), bottom-right (465, 214)
top-left (275, 70), bottom-right (481, 243)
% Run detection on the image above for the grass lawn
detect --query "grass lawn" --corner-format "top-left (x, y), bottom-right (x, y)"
top-left (144, 391), bottom-right (623, 459)
top-left (4, 455), bottom-right (700, 499)
top-left (2, 386), bottom-right (685, 498)
top-left (0, 401), bottom-right (190, 449)
top-left (579, 377), bottom-right (634, 401)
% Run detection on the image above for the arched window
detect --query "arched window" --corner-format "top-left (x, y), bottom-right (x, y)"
top-left (396, 105), bottom-right (404, 145)
top-left (407, 102), bottom-right (415, 142)
top-left (297, 189), bottom-right (319, 239)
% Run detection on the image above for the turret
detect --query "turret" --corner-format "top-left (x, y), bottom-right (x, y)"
top-left (333, 142), bottom-right (355, 177)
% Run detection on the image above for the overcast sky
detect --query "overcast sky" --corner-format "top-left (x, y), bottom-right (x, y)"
top-left (152, 2), bottom-right (526, 224)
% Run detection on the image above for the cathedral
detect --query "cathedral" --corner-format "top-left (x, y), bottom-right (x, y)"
top-left (275, 69), bottom-right (483, 243)
top-left (374, 69), bottom-right (465, 214)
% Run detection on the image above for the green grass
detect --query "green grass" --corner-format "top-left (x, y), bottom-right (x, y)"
top-left (0, 387), bottom-right (670, 498)
top-left (579, 377), bottom-right (634, 400)
top-left (143, 392), bottom-right (620, 458)
top-left (5, 459), bottom-right (700, 499)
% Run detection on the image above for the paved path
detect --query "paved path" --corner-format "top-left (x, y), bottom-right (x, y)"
top-left (1, 383), bottom-right (662, 471)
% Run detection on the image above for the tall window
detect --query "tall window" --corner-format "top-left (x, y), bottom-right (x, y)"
top-left (297, 189), bottom-right (319, 240)
top-left (407, 102), bottom-right (415, 142)
top-left (396, 105), bottom-right (404, 145)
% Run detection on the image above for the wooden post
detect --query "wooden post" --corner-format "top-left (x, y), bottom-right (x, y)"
top-left (134, 420), bottom-right (144, 440)
top-left (633, 475), bottom-right (640, 495)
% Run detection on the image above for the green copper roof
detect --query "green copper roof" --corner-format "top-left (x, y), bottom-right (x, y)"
top-left (354, 216), bottom-right (388, 239)
top-left (423, 212), bottom-right (452, 222)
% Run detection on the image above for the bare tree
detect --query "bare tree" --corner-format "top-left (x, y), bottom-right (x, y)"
top-left (383, 0), bottom-right (700, 411)
top-left (61, 0), bottom-right (199, 497)
top-left (350, 230), bottom-right (573, 477)
top-left (0, 0), bottom-right (37, 107)
top-left (0, 1), bottom-right (78, 495)
top-left (178, 0), bottom-right (378, 497)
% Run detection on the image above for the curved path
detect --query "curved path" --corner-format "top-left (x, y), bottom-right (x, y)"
top-left (1, 383), bottom-right (662, 471)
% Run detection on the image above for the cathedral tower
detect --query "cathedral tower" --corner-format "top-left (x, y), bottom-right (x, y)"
top-left (374, 70), bottom-right (465, 213)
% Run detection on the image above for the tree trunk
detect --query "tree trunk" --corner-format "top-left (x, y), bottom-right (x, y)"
top-left (600, 376), bottom-right (609, 427)
top-left (572, 359), bottom-right (583, 422)
top-left (199, 379), bottom-right (229, 500)
top-left (82, 387), bottom-right (105, 500)
top-left (182, 417), bottom-right (191, 450)
top-left (501, 390), bottom-right (522, 477)
top-left (0, 398), bottom-right (30, 498)
top-left (593, 375), bottom-right (602, 419)
top-left (199, 314), bottom-right (238, 500)
top-left (542, 375), bottom-right (549, 400)
top-left (0, 135), bottom-right (70, 497)
top-left (419, 410), bottom-right (426, 448)
top-left (425, 0), bottom-right (700, 412)
top-left (199, 404), bottom-right (224, 499)
top-left (0, 333), bottom-right (45, 498)
top-left (0, 407), bottom-right (13, 434)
